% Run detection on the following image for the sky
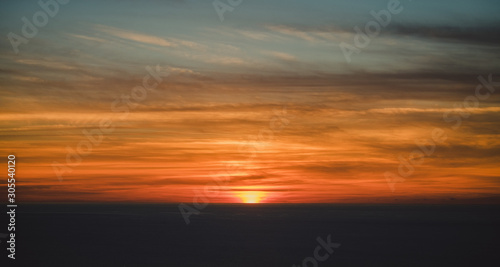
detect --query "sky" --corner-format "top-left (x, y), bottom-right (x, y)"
top-left (1, 0), bottom-right (499, 203)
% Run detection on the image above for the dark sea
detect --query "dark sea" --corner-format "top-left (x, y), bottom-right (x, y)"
top-left (4, 204), bottom-right (500, 266)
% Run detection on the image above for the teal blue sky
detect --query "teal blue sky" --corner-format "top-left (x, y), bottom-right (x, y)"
top-left (1, 0), bottom-right (500, 75)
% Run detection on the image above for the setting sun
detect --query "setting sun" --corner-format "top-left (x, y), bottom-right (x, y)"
top-left (237, 191), bottom-right (266, 204)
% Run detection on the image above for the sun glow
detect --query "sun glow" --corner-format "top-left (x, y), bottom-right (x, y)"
top-left (237, 191), bottom-right (266, 204)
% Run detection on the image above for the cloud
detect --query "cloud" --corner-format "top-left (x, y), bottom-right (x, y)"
top-left (367, 107), bottom-right (500, 115)
top-left (266, 25), bottom-right (318, 42)
top-left (95, 25), bottom-right (176, 47)
top-left (386, 24), bottom-right (500, 46)
top-left (94, 25), bottom-right (203, 50)
top-left (264, 51), bottom-right (297, 61)
top-left (15, 59), bottom-right (78, 70)
top-left (68, 34), bottom-right (108, 44)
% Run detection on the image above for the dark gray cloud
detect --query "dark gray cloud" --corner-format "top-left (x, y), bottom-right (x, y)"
top-left (387, 24), bottom-right (500, 46)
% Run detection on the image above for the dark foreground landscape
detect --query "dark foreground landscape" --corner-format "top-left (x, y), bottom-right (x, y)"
top-left (5, 204), bottom-right (500, 266)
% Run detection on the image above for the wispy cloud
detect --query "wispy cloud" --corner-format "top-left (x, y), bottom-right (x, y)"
top-left (266, 25), bottom-right (318, 42)
top-left (95, 24), bottom-right (176, 47)
top-left (94, 24), bottom-right (203, 50)
top-left (264, 51), bottom-right (297, 61)
top-left (68, 33), bottom-right (108, 44)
